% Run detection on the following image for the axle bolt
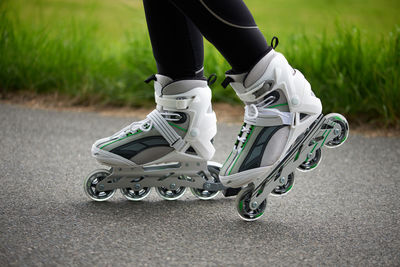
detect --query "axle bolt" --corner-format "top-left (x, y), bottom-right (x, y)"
top-left (251, 202), bottom-right (258, 209)
top-left (134, 184), bottom-right (141, 190)
top-left (98, 184), bottom-right (105, 191)
top-left (170, 183), bottom-right (176, 190)
top-left (334, 128), bottom-right (340, 135)
top-left (280, 177), bottom-right (286, 185)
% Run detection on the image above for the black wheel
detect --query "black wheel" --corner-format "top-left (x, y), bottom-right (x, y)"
top-left (190, 162), bottom-right (220, 200)
top-left (156, 186), bottom-right (187, 200)
top-left (297, 148), bottom-right (322, 172)
top-left (120, 187), bottom-right (152, 201)
top-left (84, 169), bottom-right (115, 201)
top-left (271, 172), bottom-right (295, 196)
top-left (324, 113), bottom-right (349, 148)
top-left (236, 186), bottom-right (267, 221)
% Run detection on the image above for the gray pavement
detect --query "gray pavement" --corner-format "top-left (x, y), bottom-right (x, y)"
top-left (0, 103), bottom-right (399, 266)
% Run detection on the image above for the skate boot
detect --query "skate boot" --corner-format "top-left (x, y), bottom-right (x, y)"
top-left (84, 75), bottom-right (226, 202)
top-left (220, 42), bottom-right (349, 220)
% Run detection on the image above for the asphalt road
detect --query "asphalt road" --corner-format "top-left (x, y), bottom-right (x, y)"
top-left (0, 103), bottom-right (399, 266)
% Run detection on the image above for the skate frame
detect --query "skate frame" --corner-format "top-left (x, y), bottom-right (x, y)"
top-left (95, 161), bottom-right (225, 192)
top-left (248, 114), bottom-right (342, 210)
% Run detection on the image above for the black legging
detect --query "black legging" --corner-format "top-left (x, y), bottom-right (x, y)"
top-left (143, 0), bottom-right (271, 80)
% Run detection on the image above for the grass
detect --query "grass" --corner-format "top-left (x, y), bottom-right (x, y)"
top-left (0, 0), bottom-right (399, 126)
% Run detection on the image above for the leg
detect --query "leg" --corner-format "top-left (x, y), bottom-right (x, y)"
top-left (143, 0), bottom-right (204, 79)
top-left (169, 0), bottom-right (271, 73)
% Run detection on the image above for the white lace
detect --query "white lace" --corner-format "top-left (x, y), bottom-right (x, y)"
top-left (237, 125), bottom-right (251, 144)
top-left (116, 111), bottom-right (181, 138)
top-left (244, 95), bottom-right (276, 120)
top-left (244, 95), bottom-right (293, 125)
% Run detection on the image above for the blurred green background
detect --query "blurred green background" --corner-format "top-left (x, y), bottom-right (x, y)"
top-left (0, 0), bottom-right (399, 126)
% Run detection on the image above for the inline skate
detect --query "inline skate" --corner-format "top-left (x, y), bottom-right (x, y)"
top-left (84, 74), bottom-right (229, 201)
top-left (220, 42), bottom-right (349, 221)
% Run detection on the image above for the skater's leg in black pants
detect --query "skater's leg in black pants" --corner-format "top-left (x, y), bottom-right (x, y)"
top-left (143, 0), bottom-right (272, 76)
top-left (143, 0), bottom-right (204, 80)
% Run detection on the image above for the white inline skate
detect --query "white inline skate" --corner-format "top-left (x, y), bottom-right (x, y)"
top-left (84, 74), bottom-right (229, 201)
top-left (220, 41), bottom-right (349, 221)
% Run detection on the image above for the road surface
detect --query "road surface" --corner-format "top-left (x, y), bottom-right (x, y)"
top-left (0, 103), bottom-right (399, 266)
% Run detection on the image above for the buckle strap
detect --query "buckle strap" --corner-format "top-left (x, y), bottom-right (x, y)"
top-left (245, 106), bottom-right (294, 126)
top-left (155, 95), bottom-right (192, 110)
top-left (147, 110), bottom-right (185, 150)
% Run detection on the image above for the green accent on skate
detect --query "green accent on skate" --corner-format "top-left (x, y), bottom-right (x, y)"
top-left (310, 141), bottom-right (319, 154)
top-left (239, 200), bottom-right (244, 211)
top-left (254, 212), bottom-right (264, 218)
top-left (258, 188), bottom-right (263, 195)
top-left (334, 116), bottom-right (343, 121)
top-left (321, 129), bottom-right (332, 147)
top-left (341, 135), bottom-right (347, 143)
top-left (222, 151), bottom-right (233, 169)
top-left (100, 130), bottom-right (143, 149)
top-left (286, 184), bottom-right (293, 192)
top-left (267, 103), bottom-right (288, 109)
top-left (294, 150), bottom-right (300, 162)
top-left (228, 125), bottom-right (255, 175)
top-left (310, 163), bottom-right (318, 169)
top-left (168, 122), bottom-right (187, 132)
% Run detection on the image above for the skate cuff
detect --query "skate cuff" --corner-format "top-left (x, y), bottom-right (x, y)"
top-left (147, 110), bottom-right (186, 151)
top-left (155, 95), bottom-right (193, 110)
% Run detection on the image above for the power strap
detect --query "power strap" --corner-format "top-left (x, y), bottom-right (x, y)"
top-left (155, 95), bottom-right (192, 110)
top-left (147, 110), bottom-right (185, 150)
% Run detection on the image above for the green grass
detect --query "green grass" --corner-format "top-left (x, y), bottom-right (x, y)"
top-left (1, 0), bottom-right (399, 125)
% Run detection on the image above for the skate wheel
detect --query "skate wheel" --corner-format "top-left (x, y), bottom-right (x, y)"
top-left (155, 186), bottom-right (187, 201)
top-left (120, 187), bottom-right (151, 201)
top-left (271, 172), bottom-right (295, 196)
top-left (190, 161), bottom-right (221, 200)
top-left (236, 186), bottom-right (267, 221)
top-left (324, 113), bottom-right (349, 148)
top-left (297, 148), bottom-right (322, 172)
top-left (190, 187), bottom-right (219, 200)
top-left (84, 169), bottom-right (115, 201)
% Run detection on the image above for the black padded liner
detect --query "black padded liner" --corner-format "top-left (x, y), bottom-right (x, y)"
top-left (185, 146), bottom-right (198, 155)
top-left (300, 113), bottom-right (308, 120)
top-left (238, 125), bottom-right (285, 172)
top-left (110, 136), bottom-right (169, 160)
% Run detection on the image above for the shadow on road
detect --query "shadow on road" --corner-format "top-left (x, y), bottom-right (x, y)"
top-left (71, 198), bottom-right (298, 242)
